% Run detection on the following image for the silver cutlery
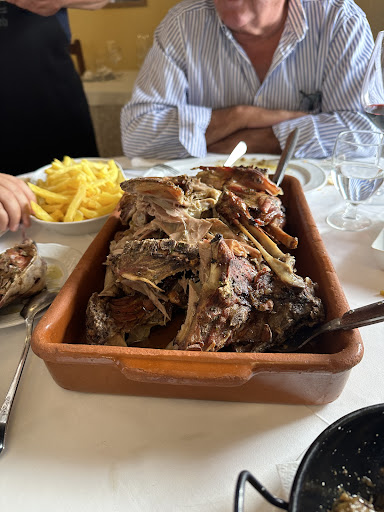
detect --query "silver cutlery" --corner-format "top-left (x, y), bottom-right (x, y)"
top-left (224, 141), bottom-right (247, 167)
top-left (272, 128), bottom-right (300, 186)
top-left (145, 140), bottom-right (248, 177)
top-left (272, 300), bottom-right (384, 353)
top-left (0, 289), bottom-right (58, 455)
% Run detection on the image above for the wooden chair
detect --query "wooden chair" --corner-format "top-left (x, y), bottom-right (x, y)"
top-left (69, 39), bottom-right (86, 76)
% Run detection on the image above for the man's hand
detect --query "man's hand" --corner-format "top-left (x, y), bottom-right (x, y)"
top-left (0, 174), bottom-right (36, 232)
top-left (6, 0), bottom-right (109, 16)
top-left (206, 105), bottom-right (305, 146)
top-left (207, 127), bottom-right (281, 155)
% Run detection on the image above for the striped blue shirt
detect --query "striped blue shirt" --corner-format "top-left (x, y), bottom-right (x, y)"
top-left (121, 0), bottom-right (374, 160)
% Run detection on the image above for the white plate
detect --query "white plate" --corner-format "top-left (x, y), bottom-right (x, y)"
top-left (0, 243), bottom-right (81, 328)
top-left (163, 154), bottom-right (327, 192)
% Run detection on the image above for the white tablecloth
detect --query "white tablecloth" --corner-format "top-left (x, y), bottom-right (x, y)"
top-left (0, 159), bottom-right (383, 511)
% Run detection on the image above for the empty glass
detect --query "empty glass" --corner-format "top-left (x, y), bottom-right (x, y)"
top-left (327, 130), bottom-right (384, 231)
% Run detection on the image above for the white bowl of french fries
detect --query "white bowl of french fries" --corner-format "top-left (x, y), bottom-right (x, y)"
top-left (26, 157), bottom-right (125, 236)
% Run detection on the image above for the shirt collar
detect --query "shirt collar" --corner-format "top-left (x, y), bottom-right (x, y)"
top-left (285, 0), bottom-right (308, 44)
top-left (213, 0), bottom-right (308, 43)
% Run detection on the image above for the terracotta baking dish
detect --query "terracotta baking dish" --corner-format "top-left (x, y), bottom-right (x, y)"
top-left (31, 175), bottom-right (363, 404)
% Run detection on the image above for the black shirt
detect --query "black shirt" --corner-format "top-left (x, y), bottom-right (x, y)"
top-left (0, 4), bottom-right (98, 175)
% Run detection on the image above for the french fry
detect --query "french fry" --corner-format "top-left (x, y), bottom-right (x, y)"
top-left (73, 210), bottom-right (84, 222)
top-left (29, 157), bottom-right (124, 223)
top-left (51, 210), bottom-right (65, 222)
top-left (64, 183), bottom-right (87, 222)
top-left (31, 201), bottom-right (54, 222)
top-left (43, 204), bottom-right (65, 213)
top-left (79, 206), bottom-right (99, 219)
top-left (98, 192), bottom-right (122, 206)
top-left (28, 182), bottom-right (70, 203)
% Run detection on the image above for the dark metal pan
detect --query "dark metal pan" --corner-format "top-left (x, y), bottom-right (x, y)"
top-left (234, 403), bottom-right (384, 511)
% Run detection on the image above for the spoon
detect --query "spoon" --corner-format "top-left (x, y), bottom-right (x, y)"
top-left (0, 289), bottom-right (58, 455)
top-left (224, 141), bottom-right (247, 167)
top-left (271, 128), bottom-right (300, 186)
top-left (271, 300), bottom-right (384, 353)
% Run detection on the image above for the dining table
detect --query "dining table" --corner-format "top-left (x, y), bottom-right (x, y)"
top-left (0, 155), bottom-right (383, 512)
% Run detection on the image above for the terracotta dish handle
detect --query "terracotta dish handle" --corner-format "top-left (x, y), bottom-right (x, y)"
top-left (117, 357), bottom-right (255, 387)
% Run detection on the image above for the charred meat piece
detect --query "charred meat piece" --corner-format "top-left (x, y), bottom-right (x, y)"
top-left (108, 238), bottom-right (199, 287)
top-left (121, 177), bottom-right (186, 205)
top-left (86, 293), bottom-right (125, 346)
top-left (173, 236), bottom-right (323, 352)
top-left (85, 292), bottom-right (172, 346)
top-left (0, 239), bottom-right (47, 309)
top-left (229, 271), bottom-right (324, 352)
top-left (107, 239), bottom-right (200, 318)
top-left (197, 165), bottom-right (282, 196)
top-left (119, 176), bottom-right (219, 243)
top-left (233, 188), bottom-right (285, 227)
top-left (174, 236), bottom-right (258, 351)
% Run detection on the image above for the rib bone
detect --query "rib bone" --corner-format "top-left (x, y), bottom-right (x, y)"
top-left (235, 221), bottom-right (305, 289)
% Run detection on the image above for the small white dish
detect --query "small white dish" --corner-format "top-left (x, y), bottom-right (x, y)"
top-left (20, 158), bottom-right (122, 236)
top-left (0, 243), bottom-right (82, 328)
top-left (30, 212), bottom-right (110, 236)
top-left (371, 228), bottom-right (384, 270)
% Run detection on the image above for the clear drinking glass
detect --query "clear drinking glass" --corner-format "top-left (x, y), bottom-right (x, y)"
top-left (326, 130), bottom-right (384, 231)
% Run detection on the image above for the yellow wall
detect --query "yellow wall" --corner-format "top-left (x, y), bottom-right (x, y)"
top-left (70, 0), bottom-right (384, 73)
top-left (355, 0), bottom-right (383, 38)
top-left (68, 0), bottom-right (179, 71)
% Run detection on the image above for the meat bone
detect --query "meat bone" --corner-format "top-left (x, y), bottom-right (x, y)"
top-left (271, 300), bottom-right (384, 352)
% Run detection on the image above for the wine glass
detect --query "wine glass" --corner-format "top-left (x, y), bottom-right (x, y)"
top-left (361, 31), bottom-right (384, 130)
top-left (326, 130), bottom-right (384, 231)
top-left (361, 31), bottom-right (384, 203)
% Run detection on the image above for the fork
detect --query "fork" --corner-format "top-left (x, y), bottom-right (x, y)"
top-left (0, 289), bottom-right (58, 455)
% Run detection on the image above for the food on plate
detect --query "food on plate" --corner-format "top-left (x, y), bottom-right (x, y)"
top-left (85, 165), bottom-right (324, 352)
top-left (27, 156), bottom-right (125, 223)
top-left (0, 239), bottom-right (47, 309)
top-left (331, 490), bottom-right (381, 511)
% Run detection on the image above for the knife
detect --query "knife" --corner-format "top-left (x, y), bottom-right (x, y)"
top-left (272, 128), bottom-right (300, 186)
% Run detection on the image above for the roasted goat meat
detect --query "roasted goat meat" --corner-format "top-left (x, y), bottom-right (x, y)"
top-left (196, 165), bottom-right (282, 196)
top-left (119, 176), bottom-right (215, 243)
top-left (86, 166), bottom-right (325, 352)
top-left (86, 292), bottom-right (171, 346)
top-left (174, 236), bottom-right (259, 351)
top-left (86, 239), bottom-right (199, 345)
top-left (173, 235), bottom-right (323, 352)
top-left (0, 239), bottom-right (47, 309)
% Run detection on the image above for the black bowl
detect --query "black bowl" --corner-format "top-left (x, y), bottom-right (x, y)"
top-left (235, 403), bottom-right (384, 511)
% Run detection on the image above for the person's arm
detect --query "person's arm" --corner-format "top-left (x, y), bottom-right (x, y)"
top-left (206, 107), bottom-right (305, 149)
top-left (207, 127), bottom-right (280, 154)
top-left (121, 14), bottom-right (213, 160)
top-left (0, 175), bottom-right (36, 232)
top-left (272, 10), bottom-right (375, 159)
top-left (6, 0), bottom-right (109, 16)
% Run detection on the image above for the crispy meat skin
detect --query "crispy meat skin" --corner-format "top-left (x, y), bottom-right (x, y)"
top-left (108, 238), bottom-right (199, 285)
top-left (196, 165), bottom-right (282, 196)
top-left (86, 166), bottom-right (325, 352)
top-left (0, 239), bottom-right (47, 309)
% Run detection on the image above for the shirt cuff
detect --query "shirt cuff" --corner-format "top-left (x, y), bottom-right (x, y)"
top-left (178, 105), bottom-right (212, 157)
top-left (272, 118), bottom-right (328, 159)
